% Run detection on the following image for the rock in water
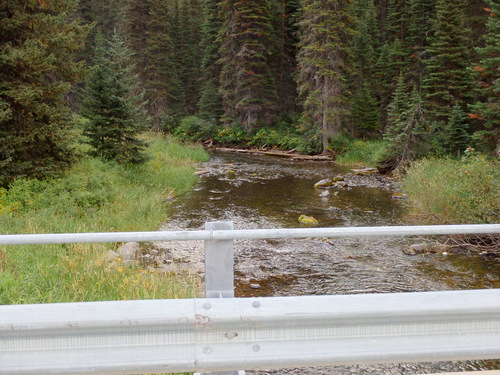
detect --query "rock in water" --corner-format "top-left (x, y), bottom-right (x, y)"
top-left (314, 178), bottom-right (333, 188)
top-left (298, 214), bottom-right (319, 226)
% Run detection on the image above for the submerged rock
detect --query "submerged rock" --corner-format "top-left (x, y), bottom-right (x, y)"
top-left (314, 178), bottom-right (333, 188)
top-left (298, 214), bottom-right (319, 226)
top-left (403, 243), bottom-right (453, 255)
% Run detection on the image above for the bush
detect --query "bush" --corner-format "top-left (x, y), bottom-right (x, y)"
top-left (402, 154), bottom-right (499, 224)
top-left (174, 116), bottom-right (217, 142)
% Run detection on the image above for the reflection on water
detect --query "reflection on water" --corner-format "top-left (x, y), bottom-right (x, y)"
top-left (161, 150), bottom-right (499, 374)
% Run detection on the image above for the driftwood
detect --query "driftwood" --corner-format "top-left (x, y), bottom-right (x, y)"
top-left (215, 147), bottom-right (334, 161)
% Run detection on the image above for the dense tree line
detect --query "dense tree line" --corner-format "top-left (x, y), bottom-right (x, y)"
top-left (0, 0), bottom-right (498, 186)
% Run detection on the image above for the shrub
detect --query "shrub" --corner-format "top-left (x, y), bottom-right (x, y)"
top-left (174, 116), bottom-right (217, 142)
top-left (402, 154), bottom-right (499, 224)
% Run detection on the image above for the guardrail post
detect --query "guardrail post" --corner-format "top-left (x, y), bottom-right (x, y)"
top-left (198, 221), bottom-right (244, 375)
top-left (204, 221), bottom-right (235, 298)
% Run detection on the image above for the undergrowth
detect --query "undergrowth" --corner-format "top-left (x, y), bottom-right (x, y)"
top-left (0, 133), bottom-right (208, 304)
top-left (402, 154), bottom-right (499, 225)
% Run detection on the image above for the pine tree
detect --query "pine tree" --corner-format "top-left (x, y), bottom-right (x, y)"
top-left (405, 0), bottom-right (436, 89)
top-left (296, 0), bottom-right (356, 152)
top-left (120, 0), bottom-right (152, 88)
top-left (268, 0), bottom-right (301, 116)
top-left (423, 0), bottom-right (474, 125)
top-left (379, 85), bottom-right (428, 173)
top-left (176, 0), bottom-right (204, 115)
top-left (0, 0), bottom-right (88, 187)
top-left (145, 0), bottom-right (182, 129)
top-left (82, 32), bottom-right (149, 164)
top-left (350, 0), bottom-right (381, 136)
top-left (469, 2), bottom-right (500, 155)
top-left (385, 0), bottom-right (410, 44)
top-left (376, 38), bottom-right (406, 125)
top-left (218, 0), bottom-right (278, 131)
top-left (197, 0), bottom-right (224, 120)
top-left (444, 104), bottom-right (470, 156)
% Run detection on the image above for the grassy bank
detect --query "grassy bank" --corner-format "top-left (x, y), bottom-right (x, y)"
top-left (402, 155), bottom-right (499, 225)
top-left (327, 135), bottom-right (386, 167)
top-left (0, 133), bottom-right (208, 304)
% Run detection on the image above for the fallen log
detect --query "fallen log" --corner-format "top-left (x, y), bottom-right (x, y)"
top-left (215, 147), bottom-right (334, 161)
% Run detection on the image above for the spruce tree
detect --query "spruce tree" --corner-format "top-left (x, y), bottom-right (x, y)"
top-left (176, 0), bottom-right (204, 115)
top-left (268, 0), bottom-right (301, 116)
top-left (405, 0), bottom-right (436, 89)
top-left (0, 0), bottom-right (88, 187)
top-left (379, 85), bottom-right (428, 173)
top-left (376, 38), bottom-right (406, 125)
top-left (469, 2), bottom-right (500, 155)
top-left (296, 0), bottom-right (356, 152)
top-left (197, 0), bottom-right (224, 120)
top-left (423, 0), bottom-right (474, 125)
top-left (145, 0), bottom-right (182, 129)
top-left (218, 0), bottom-right (278, 131)
top-left (82, 32), bottom-right (149, 164)
top-left (351, 0), bottom-right (381, 136)
top-left (444, 105), bottom-right (470, 156)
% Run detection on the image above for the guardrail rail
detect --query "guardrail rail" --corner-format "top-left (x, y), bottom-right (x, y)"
top-left (1, 223), bottom-right (499, 375)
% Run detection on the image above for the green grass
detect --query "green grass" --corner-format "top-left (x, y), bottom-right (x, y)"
top-left (402, 155), bottom-right (499, 224)
top-left (333, 138), bottom-right (386, 166)
top-left (0, 132), bottom-right (208, 304)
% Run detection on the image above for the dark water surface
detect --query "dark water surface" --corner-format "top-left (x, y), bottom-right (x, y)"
top-left (161, 150), bottom-right (499, 374)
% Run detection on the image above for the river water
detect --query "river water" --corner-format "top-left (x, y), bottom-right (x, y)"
top-left (159, 150), bottom-right (499, 374)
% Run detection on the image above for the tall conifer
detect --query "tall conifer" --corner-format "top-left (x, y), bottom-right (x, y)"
top-left (470, 2), bottom-right (500, 155)
top-left (423, 0), bottom-right (474, 125)
top-left (198, 0), bottom-right (224, 120)
top-left (296, 0), bottom-right (355, 152)
top-left (0, 0), bottom-right (87, 187)
top-left (218, 0), bottom-right (278, 131)
top-left (82, 33), bottom-right (149, 164)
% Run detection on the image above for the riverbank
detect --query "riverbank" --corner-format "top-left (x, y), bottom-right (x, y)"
top-left (0, 133), bottom-right (208, 304)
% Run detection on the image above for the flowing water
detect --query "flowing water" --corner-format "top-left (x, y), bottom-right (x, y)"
top-left (158, 150), bottom-right (500, 374)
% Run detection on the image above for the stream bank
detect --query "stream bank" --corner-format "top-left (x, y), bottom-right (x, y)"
top-left (153, 150), bottom-right (499, 374)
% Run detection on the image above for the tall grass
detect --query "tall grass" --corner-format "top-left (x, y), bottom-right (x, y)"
top-left (402, 155), bottom-right (499, 224)
top-left (333, 138), bottom-right (386, 166)
top-left (0, 133), bottom-right (208, 304)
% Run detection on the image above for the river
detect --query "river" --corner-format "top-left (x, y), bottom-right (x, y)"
top-left (158, 149), bottom-right (499, 374)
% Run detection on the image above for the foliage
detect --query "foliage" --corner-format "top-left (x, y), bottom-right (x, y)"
top-left (423, 0), bottom-right (474, 124)
top-left (173, 116), bottom-right (217, 142)
top-left (379, 78), bottom-right (429, 173)
top-left (0, 0), bottom-right (88, 188)
top-left (218, 0), bottom-right (278, 130)
top-left (197, 0), bottom-right (224, 120)
top-left (469, 2), bottom-right (500, 156)
top-left (81, 32), bottom-right (149, 164)
top-left (296, 0), bottom-right (356, 152)
top-left (402, 154), bottom-right (500, 224)
top-left (444, 105), bottom-right (470, 156)
top-left (328, 133), bottom-right (386, 166)
top-left (0, 133), bottom-right (207, 304)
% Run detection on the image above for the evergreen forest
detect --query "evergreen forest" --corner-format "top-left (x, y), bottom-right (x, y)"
top-left (1, 0), bottom-right (499, 188)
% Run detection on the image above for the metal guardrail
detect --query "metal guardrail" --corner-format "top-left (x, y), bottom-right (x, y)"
top-left (1, 290), bottom-right (500, 375)
top-left (1, 223), bottom-right (499, 245)
top-left (1, 223), bottom-right (499, 375)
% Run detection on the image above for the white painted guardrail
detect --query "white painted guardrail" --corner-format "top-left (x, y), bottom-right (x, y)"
top-left (1, 223), bottom-right (499, 375)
